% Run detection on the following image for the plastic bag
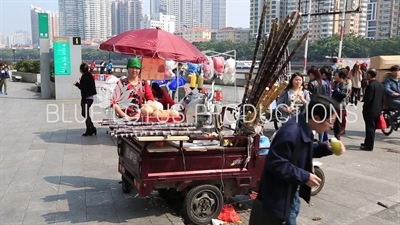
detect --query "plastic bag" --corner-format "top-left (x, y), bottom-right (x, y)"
top-left (217, 205), bottom-right (240, 223)
top-left (164, 69), bottom-right (174, 78)
top-left (95, 75), bottom-right (120, 111)
top-left (225, 58), bottom-right (236, 75)
top-left (168, 76), bottom-right (186, 91)
top-left (376, 113), bottom-right (387, 129)
top-left (165, 60), bottom-right (176, 70)
top-left (213, 57), bottom-right (225, 78)
top-left (186, 62), bottom-right (199, 74)
top-left (203, 56), bottom-right (214, 80)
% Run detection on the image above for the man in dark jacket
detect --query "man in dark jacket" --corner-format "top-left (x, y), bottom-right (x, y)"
top-left (361, 69), bottom-right (384, 151)
top-left (382, 65), bottom-right (400, 126)
top-left (0, 63), bottom-right (10, 95)
top-left (249, 95), bottom-right (346, 225)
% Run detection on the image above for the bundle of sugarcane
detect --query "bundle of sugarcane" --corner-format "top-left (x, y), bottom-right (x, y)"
top-left (260, 81), bottom-right (289, 114)
top-left (235, 7), bottom-right (308, 134)
top-left (247, 11), bottom-right (307, 107)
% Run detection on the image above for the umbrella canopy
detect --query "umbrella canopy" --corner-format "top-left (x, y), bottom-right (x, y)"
top-left (99, 28), bottom-right (207, 64)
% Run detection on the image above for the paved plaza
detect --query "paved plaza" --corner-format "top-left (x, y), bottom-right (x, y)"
top-left (0, 82), bottom-right (399, 225)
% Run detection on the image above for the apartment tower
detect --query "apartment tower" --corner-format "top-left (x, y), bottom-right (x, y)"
top-left (111, 0), bottom-right (143, 35)
top-left (59, 0), bottom-right (111, 40)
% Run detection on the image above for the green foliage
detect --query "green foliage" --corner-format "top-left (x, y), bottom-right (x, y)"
top-left (290, 35), bottom-right (400, 61)
top-left (15, 60), bottom-right (38, 73)
top-left (0, 36), bottom-right (399, 62)
top-left (15, 59), bottom-right (55, 82)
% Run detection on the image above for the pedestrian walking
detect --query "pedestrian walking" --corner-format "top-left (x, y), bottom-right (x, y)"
top-left (361, 69), bottom-right (384, 151)
top-left (74, 62), bottom-right (97, 136)
top-left (350, 63), bottom-right (363, 105)
top-left (332, 69), bottom-right (350, 139)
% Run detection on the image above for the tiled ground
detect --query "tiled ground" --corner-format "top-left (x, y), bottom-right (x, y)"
top-left (1, 82), bottom-right (399, 225)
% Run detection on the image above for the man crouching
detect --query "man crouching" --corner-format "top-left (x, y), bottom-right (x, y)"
top-left (249, 95), bottom-right (346, 225)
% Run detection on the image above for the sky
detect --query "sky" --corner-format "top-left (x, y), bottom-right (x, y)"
top-left (0, 0), bottom-right (250, 36)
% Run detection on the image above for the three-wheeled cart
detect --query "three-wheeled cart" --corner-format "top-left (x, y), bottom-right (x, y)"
top-left (103, 119), bottom-right (268, 225)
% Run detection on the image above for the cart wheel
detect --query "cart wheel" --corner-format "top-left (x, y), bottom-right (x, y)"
top-left (182, 184), bottom-right (223, 225)
top-left (311, 166), bottom-right (325, 196)
top-left (121, 178), bottom-right (131, 194)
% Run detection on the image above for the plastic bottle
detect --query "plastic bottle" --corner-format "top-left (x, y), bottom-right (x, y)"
top-left (190, 74), bottom-right (197, 90)
top-left (259, 136), bottom-right (270, 155)
top-left (197, 76), bottom-right (204, 91)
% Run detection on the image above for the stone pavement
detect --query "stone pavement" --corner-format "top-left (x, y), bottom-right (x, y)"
top-left (0, 82), bottom-right (184, 225)
top-left (1, 82), bottom-right (399, 225)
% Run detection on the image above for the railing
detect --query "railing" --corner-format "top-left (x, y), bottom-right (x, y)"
top-left (91, 65), bottom-right (257, 75)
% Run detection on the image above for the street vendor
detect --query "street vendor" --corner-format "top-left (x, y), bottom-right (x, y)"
top-left (111, 58), bottom-right (154, 119)
top-left (151, 82), bottom-right (175, 110)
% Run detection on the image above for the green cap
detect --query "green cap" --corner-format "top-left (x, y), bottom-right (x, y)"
top-left (127, 58), bottom-right (142, 69)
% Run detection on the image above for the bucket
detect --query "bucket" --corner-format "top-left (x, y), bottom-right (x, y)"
top-left (214, 90), bottom-right (223, 101)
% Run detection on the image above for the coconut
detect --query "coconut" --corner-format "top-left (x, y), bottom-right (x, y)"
top-left (141, 105), bottom-right (154, 116)
top-left (169, 109), bottom-right (180, 117)
top-left (152, 110), bottom-right (162, 117)
top-left (150, 101), bottom-right (164, 111)
top-left (159, 110), bottom-right (169, 117)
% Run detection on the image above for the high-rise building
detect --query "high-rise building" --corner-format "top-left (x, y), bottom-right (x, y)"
top-left (250, 0), bottom-right (368, 40)
top-left (141, 13), bottom-right (176, 33)
top-left (366, 0), bottom-right (400, 39)
top-left (211, 0), bottom-right (227, 29)
top-left (150, 0), bottom-right (212, 31)
top-left (111, 0), bottom-right (143, 35)
top-left (58, 0), bottom-right (111, 40)
top-left (30, 5), bottom-right (59, 46)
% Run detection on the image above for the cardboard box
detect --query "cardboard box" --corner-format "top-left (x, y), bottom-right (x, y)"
top-left (376, 69), bottom-right (391, 83)
top-left (370, 55), bottom-right (400, 70)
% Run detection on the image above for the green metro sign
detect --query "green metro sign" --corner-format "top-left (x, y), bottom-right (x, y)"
top-left (54, 37), bottom-right (71, 75)
top-left (38, 13), bottom-right (49, 39)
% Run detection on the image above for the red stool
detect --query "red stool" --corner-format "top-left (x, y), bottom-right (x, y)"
top-left (214, 90), bottom-right (223, 101)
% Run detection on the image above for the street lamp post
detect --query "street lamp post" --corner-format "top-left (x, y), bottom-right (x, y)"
top-left (12, 48), bottom-right (16, 62)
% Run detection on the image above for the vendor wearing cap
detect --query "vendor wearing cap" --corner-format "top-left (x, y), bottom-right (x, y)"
top-left (111, 58), bottom-right (154, 119)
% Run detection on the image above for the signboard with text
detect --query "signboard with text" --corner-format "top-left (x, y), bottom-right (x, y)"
top-left (53, 37), bottom-right (71, 75)
top-left (140, 57), bottom-right (165, 80)
top-left (73, 37), bottom-right (81, 45)
top-left (38, 13), bottom-right (49, 39)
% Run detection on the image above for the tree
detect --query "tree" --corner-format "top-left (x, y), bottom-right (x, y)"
top-left (1, 37), bottom-right (399, 62)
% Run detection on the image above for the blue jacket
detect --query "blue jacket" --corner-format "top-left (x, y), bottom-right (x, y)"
top-left (0, 68), bottom-right (10, 79)
top-left (383, 76), bottom-right (400, 102)
top-left (257, 114), bottom-right (332, 219)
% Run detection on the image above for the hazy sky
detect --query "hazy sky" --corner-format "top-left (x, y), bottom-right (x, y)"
top-left (0, 0), bottom-right (250, 36)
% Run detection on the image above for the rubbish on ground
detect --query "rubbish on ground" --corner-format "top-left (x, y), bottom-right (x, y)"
top-left (377, 201), bottom-right (389, 208)
top-left (312, 216), bottom-right (322, 221)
